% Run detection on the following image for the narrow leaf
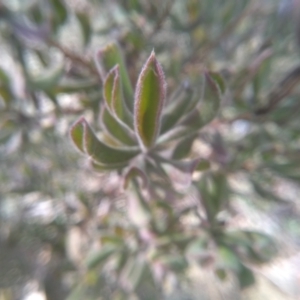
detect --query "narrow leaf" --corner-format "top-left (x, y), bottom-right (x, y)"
top-left (238, 264), bottom-right (255, 289)
top-left (103, 66), bottom-right (133, 127)
top-left (196, 172), bottom-right (228, 223)
top-left (50, 0), bottom-right (68, 30)
top-left (122, 258), bottom-right (147, 292)
top-left (209, 71), bottom-right (226, 94)
top-left (76, 12), bottom-right (92, 46)
top-left (172, 133), bottom-right (198, 160)
top-left (161, 81), bottom-right (194, 134)
top-left (70, 117), bottom-right (139, 165)
top-left (103, 67), bottom-right (115, 110)
top-left (100, 107), bottom-right (136, 146)
top-left (123, 166), bottom-right (149, 189)
top-left (91, 160), bottom-right (127, 172)
top-left (70, 118), bottom-right (85, 153)
top-left (85, 245), bottom-right (116, 269)
top-left (182, 71), bottom-right (223, 130)
top-left (134, 51), bottom-right (166, 149)
top-left (96, 42), bottom-right (133, 109)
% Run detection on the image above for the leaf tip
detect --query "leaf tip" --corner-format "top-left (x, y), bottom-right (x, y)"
top-left (134, 51), bottom-right (167, 148)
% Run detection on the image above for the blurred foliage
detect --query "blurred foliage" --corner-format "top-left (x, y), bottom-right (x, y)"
top-left (1, 0), bottom-right (300, 299)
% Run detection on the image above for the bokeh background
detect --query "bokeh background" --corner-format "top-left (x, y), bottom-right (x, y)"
top-left (0, 0), bottom-right (300, 299)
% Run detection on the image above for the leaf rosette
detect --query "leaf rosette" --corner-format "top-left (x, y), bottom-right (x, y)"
top-left (70, 42), bottom-right (224, 189)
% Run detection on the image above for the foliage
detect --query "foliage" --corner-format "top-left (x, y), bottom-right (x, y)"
top-left (1, 0), bottom-right (300, 299)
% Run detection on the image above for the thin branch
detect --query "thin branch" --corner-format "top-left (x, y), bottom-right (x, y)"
top-left (48, 39), bottom-right (100, 79)
top-left (254, 65), bottom-right (300, 115)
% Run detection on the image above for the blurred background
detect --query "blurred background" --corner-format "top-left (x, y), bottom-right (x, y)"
top-left (0, 0), bottom-right (300, 299)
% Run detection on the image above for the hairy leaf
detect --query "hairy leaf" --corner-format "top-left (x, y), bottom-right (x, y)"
top-left (103, 66), bottom-right (132, 127)
top-left (134, 51), bottom-right (166, 149)
top-left (96, 42), bottom-right (133, 109)
top-left (100, 107), bottom-right (136, 146)
top-left (70, 117), bottom-right (138, 165)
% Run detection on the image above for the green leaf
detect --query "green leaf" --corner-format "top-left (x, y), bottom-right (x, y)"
top-left (103, 66), bottom-right (115, 110)
top-left (183, 72), bottom-right (223, 130)
top-left (160, 255), bottom-right (188, 272)
top-left (91, 160), bottom-right (127, 172)
top-left (70, 118), bottom-right (85, 153)
top-left (115, 249), bottom-right (129, 275)
top-left (157, 126), bottom-right (191, 145)
top-left (196, 172), bottom-right (228, 223)
top-left (134, 51), bottom-right (166, 149)
top-left (85, 245), bottom-right (116, 269)
top-left (50, 0), bottom-right (68, 30)
top-left (100, 107), bottom-right (136, 146)
top-left (76, 12), bottom-right (92, 46)
top-left (103, 66), bottom-right (132, 127)
top-left (96, 42), bottom-right (133, 109)
top-left (172, 133), bottom-right (198, 160)
top-left (267, 162), bottom-right (300, 182)
top-left (154, 154), bottom-right (201, 174)
top-left (186, 237), bottom-right (207, 256)
top-left (0, 67), bottom-right (10, 85)
top-left (121, 258), bottom-right (147, 292)
top-left (0, 86), bottom-right (13, 106)
top-left (28, 66), bottom-right (65, 91)
top-left (161, 81), bottom-right (194, 134)
top-left (196, 159), bottom-right (211, 171)
top-left (219, 230), bottom-right (277, 264)
top-left (70, 117), bottom-right (139, 165)
top-left (216, 246), bottom-right (240, 272)
top-left (238, 264), bottom-right (255, 289)
top-left (209, 71), bottom-right (226, 94)
top-left (123, 166), bottom-right (148, 189)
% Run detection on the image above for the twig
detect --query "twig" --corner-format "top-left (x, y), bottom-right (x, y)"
top-left (254, 65), bottom-right (300, 115)
top-left (233, 48), bottom-right (273, 100)
top-left (48, 39), bottom-right (100, 79)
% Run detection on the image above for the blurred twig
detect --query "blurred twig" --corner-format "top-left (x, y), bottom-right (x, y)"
top-left (234, 48), bottom-right (273, 100)
top-left (254, 65), bottom-right (300, 115)
top-left (48, 39), bottom-right (100, 79)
